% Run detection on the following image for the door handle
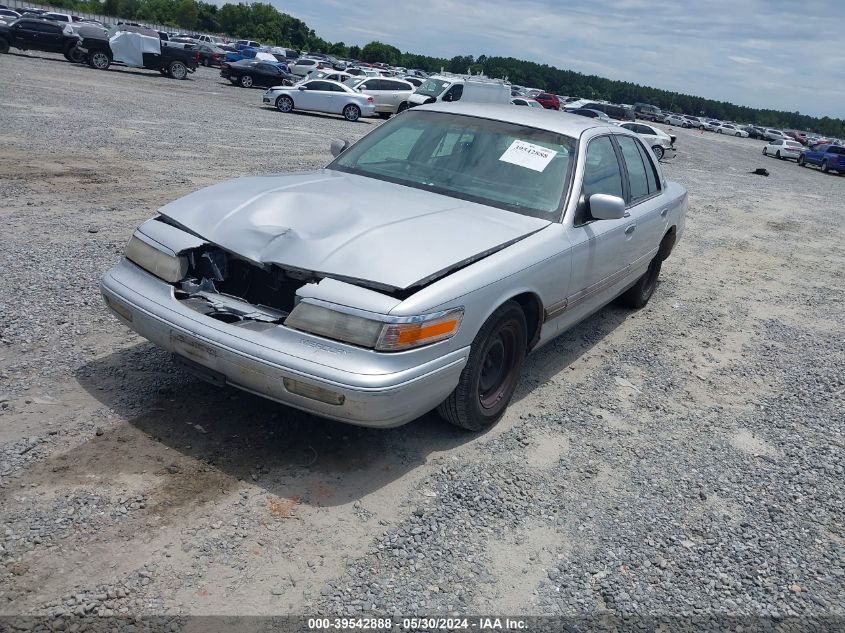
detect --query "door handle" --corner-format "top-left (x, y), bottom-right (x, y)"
top-left (660, 208), bottom-right (669, 217)
top-left (625, 225), bottom-right (636, 235)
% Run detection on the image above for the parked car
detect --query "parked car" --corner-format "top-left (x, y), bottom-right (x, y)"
top-left (714, 123), bottom-right (749, 137)
top-left (579, 101), bottom-right (635, 121)
top-left (196, 43), bottom-right (225, 67)
top-left (0, 8), bottom-right (20, 21)
top-left (197, 34), bottom-right (224, 46)
top-left (511, 97), bottom-right (544, 108)
top-left (290, 57), bottom-right (326, 77)
top-left (264, 79), bottom-right (375, 121)
top-left (0, 17), bottom-right (81, 61)
top-left (683, 115), bottom-right (704, 129)
top-left (220, 59), bottom-right (294, 88)
top-left (743, 126), bottom-right (767, 139)
top-left (533, 92), bottom-right (560, 110)
top-left (798, 144), bottom-right (845, 174)
top-left (617, 122), bottom-right (675, 160)
top-left (762, 139), bottom-right (803, 160)
top-left (663, 114), bottom-right (691, 127)
top-left (763, 129), bottom-right (790, 142)
top-left (633, 102), bottom-right (662, 121)
top-left (79, 26), bottom-right (198, 78)
top-left (407, 75), bottom-right (511, 107)
top-left (345, 76), bottom-right (414, 117)
top-left (305, 69), bottom-right (351, 83)
top-left (101, 103), bottom-right (687, 430)
top-left (566, 108), bottom-right (611, 122)
top-left (234, 39), bottom-right (261, 49)
top-left (401, 75), bottom-right (423, 88)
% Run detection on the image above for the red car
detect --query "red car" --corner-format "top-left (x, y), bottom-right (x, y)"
top-left (533, 93), bottom-right (561, 110)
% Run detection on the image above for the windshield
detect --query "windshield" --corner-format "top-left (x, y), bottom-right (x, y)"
top-left (416, 79), bottom-right (450, 97)
top-left (329, 110), bottom-right (575, 218)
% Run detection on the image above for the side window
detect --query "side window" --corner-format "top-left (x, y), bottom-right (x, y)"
top-left (33, 23), bottom-right (60, 33)
top-left (636, 124), bottom-right (653, 135)
top-left (635, 140), bottom-right (660, 194)
top-left (305, 81), bottom-right (331, 91)
top-left (616, 135), bottom-right (650, 202)
top-left (444, 84), bottom-right (463, 101)
top-left (582, 136), bottom-right (624, 201)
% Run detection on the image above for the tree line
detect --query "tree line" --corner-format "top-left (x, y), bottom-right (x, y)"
top-left (43, 0), bottom-right (844, 136)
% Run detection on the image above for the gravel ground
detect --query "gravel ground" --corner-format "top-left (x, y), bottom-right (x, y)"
top-left (0, 50), bottom-right (843, 628)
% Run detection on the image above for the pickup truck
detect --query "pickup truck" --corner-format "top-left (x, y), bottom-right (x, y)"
top-left (798, 144), bottom-right (845, 175)
top-left (79, 26), bottom-right (198, 79)
top-left (0, 17), bottom-right (82, 62)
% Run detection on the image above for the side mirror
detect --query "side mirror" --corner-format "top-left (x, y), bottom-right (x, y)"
top-left (589, 194), bottom-right (626, 220)
top-left (442, 93), bottom-right (452, 102)
top-left (330, 139), bottom-right (350, 158)
top-left (298, 85), bottom-right (306, 91)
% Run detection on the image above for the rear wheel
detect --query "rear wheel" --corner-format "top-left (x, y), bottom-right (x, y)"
top-left (343, 104), bottom-right (361, 121)
top-left (239, 74), bottom-right (253, 88)
top-left (275, 95), bottom-right (294, 113)
top-left (437, 301), bottom-right (527, 432)
top-left (651, 145), bottom-right (665, 160)
top-left (168, 61), bottom-right (188, 80)
top-left (397, 101), bottom-right (409, 113)
top-left (88, 50), bottom-right (111, 70)
top-left (798, 155), bottom-right (805, 167)
top-left (821, 160), bottom-right (829, 173)
top-left (762, 147), bottom-right (768, 155)
top-left (64, 44), bottom-right (82, 63)
top-left (619, 256), bottom-right (662, 309)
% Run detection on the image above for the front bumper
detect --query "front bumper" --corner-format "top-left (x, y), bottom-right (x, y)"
top-left (100, 259), bottom-right (468, 427)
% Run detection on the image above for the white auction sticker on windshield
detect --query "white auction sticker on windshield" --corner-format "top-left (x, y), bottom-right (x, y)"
top-left (499, 140), bottom-right (556, 172)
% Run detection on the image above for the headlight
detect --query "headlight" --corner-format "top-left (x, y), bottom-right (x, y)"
top-left (124, 235), bottom-right (188, 283)
top-left (284, 301), bottom-right (463, 352)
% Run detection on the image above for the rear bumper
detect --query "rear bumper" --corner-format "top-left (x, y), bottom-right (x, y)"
top-left (100, 260), bottom-right (468, 427)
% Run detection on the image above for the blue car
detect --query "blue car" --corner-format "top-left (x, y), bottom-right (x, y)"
top-left (224, 47), bottom-right (258, 63)
top-left (798, 144), bottom-right (845, 174)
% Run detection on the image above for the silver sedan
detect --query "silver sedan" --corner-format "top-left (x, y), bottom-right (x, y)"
top-left (101, 104), bottom-right (688, 430)
top-left (263, 79), bottom-right (375, 121)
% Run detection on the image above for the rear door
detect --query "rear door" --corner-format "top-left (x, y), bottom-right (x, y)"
top-left (10, 20), bottom-right (40, 48)
top-left (298, 80), bottom-right (335, 112)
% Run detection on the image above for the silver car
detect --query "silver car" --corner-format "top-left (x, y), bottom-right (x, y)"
top-left (344, 76), bottom-right (414, 117)
top-left (263, 79), bottom-right (375, 122)
top-left (101, 103), bottom-right (688, 431)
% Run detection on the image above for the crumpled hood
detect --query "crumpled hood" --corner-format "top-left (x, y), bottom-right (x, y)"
top-left (159, 169), bottom-right (550, 291)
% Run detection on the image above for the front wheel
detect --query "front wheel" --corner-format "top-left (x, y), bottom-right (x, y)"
top-left (735, 132), bottom-right (741, 137)
top-left (821, 160), bottom-right (829, 173)
top-left (239, 74), bottom-right (253, 88)
top-left (343, 104), bottom-right (361, 121)
top-left (275, 95), bottom-right (294, 112)
top-left (88, 50), bottom-right (111, 70)
top-left (776, 150), bottom-right (782, 159)
top-left (168, 61), bottom-right (187, 80)
top-left (619, 256), bottom-right (662, 309)
top-left (0, 38), bottom-right (9, 55)
top-left (717, 129), bottom-right (722, 134)
top-left (651, 145), bottom-right (665, 160)
top-left (798, 155), bottom-right (805, 167)
top-left (437, 301), bottom-right (527, 431)
top-left (762, 147), bottom-right (767, 155)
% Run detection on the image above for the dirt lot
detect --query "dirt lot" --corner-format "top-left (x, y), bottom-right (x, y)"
top-left (1, 51), bottom-right (843, 625)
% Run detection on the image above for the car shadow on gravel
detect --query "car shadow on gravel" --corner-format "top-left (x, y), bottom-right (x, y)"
top-left (72, 345), bottom-right (467, 511)
top-left (67, 301), bottom-right (629, 513)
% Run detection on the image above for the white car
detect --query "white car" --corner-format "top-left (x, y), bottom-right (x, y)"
top-left (511, 97), bottom-right (544, 109)
top-left (763, 129), bottom-right (790, 142)
top-left (344, 76), bottom-right (414, 117)
top-left (290, 57), bottom-right (325, 77)
top-left (306, 69), bottom-right (352, 83)
top-left (714, 123), bottom-right (749, 137)
top-left (264, 79), bottom-right (376, 122)
top-left (617, 122), bottom-right (675, 160)
top-left (663, 114), bottom-right (691, 128)
top-left (763, 139), bottom-right (803, 160)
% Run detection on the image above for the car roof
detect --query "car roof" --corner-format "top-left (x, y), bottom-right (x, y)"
top-left (417, 102), bottom-right (609, 136)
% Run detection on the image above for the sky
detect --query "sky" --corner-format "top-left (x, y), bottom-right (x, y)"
top-left (282, 0), bottom-right (844, 120)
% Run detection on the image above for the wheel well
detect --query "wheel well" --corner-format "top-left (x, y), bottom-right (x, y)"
top-left (658, 227), bottom-right (677, 261)
top-left (510, 292), bottom-right (542, 350)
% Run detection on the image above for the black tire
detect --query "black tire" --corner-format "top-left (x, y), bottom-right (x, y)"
top-left (619, 256), bottom-right (662, 309)
top-left (821, 160), bottom-right (829, 173)
top-left (0, 37), bottom-right (9, 55)
top-left (798, 155), bottom-right (805, 167)
top-left (397, 101), bottom-right (409, 113)
top-left (64, 44), bottom-right (82, 63)
top-left (168, 61), bottom-right (188, 80)
top-left (342, 104), bottom-right (361, 122)
top-left (762, 147), bottom-right (767, 155)
top-left (651, 145), bottom-right (665, 161)
top-left (437, 301), bottom-right (527, 432)
top-left (275, 95), bottom-right (294, 112)
top-left (717, 129), bottom-right (722, 134)
top-left (239, 74), bottom-right (254, 88)
top-left (776, 150), bottom-right (782, 159)
top-left (88, 50), bottom-right (111, 70)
